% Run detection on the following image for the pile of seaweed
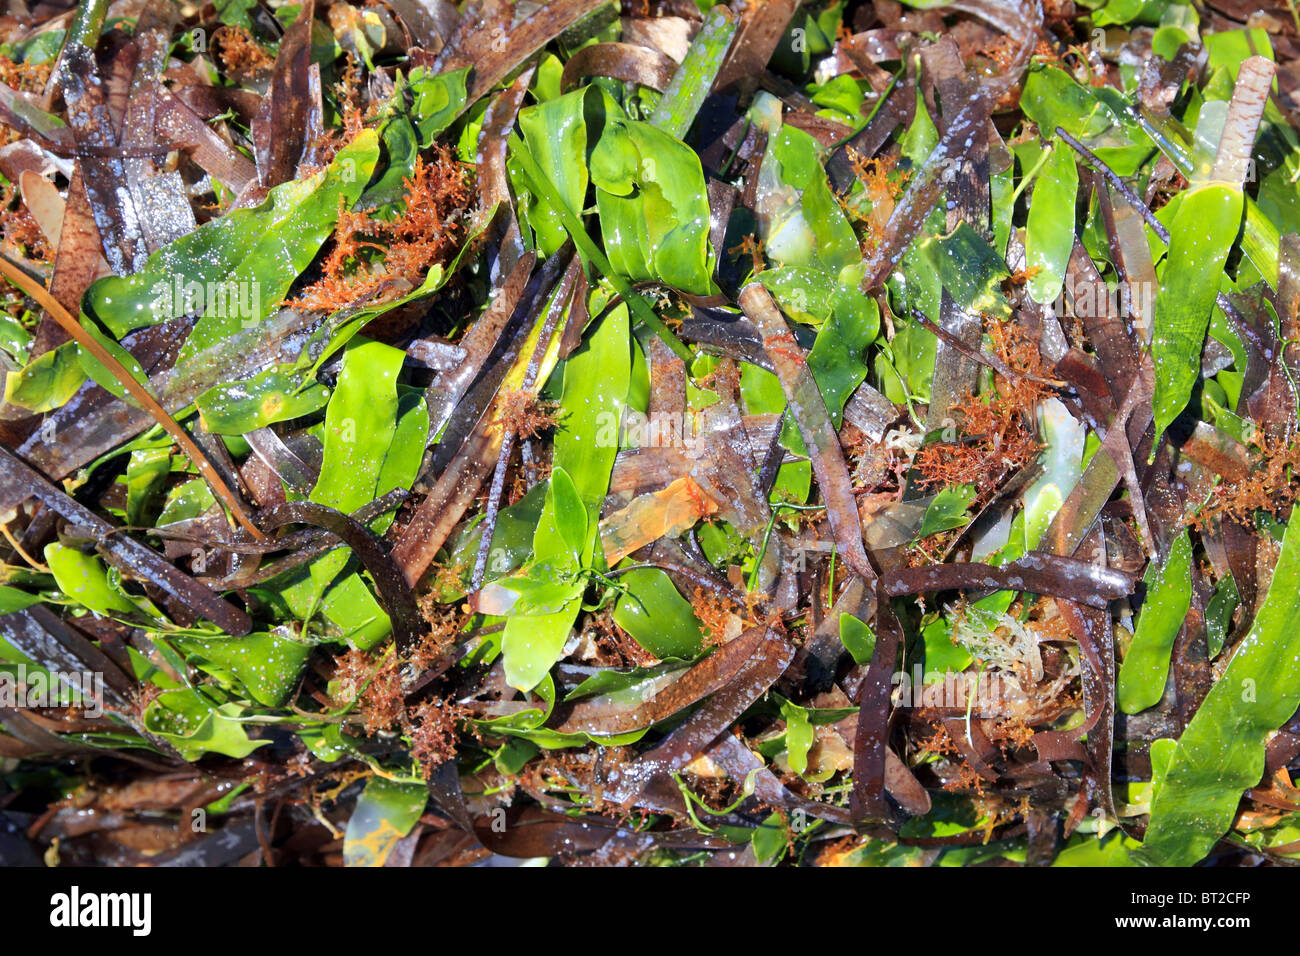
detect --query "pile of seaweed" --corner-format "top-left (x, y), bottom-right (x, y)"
top-left (1, 0), bottom-right (1300, 867)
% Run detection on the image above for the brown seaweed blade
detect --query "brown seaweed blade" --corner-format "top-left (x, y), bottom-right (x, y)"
top-left (56, 0), bottom-right (149, 276)
top-left (259, 501), bottom-right (423, 654)
top-left (851, 583), bottom-right (903, 822)
top-left (881, 553), bottom-right (1136, 609)
top-left (603, 627), bottom-right (794, 804)
top-left (560, 43), bottom-right (677, 94)
top-left (551, 625), bottom-right (770, 736)
top-left (437, 0), bottom-right (609, 108)
top-left (739, 283), bottom-right (875, 584)
top-left (252, 0), bottom-right (316, 192)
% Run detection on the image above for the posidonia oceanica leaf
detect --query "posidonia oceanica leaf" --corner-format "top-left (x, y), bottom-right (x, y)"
top-left (646, 4), bottom-right (736, 139)
top-left (1137, 509), bottom-right (1300, 866)
top-left (1118, 530), bottom-right (1192, 714)
top-left (1151, 182), bottom-right (1243, 445)
top-left (342, 776), bottom-right (426, 867)
top-left (1023, 138), bottom-right (1079, 305)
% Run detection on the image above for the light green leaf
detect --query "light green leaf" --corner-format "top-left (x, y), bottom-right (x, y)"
top-left (44, 542), bottom-right (137, 616)
top-left (612, 566), bottom-right (705, 659)
top-left (1151, 182), bottom-right (1243, 443)
top-left (591, 115), bottom-right (714, 295)
top-left (3, 341), bottom-right (85, 412)
top-left (195, 367), bottom-right (330, 436)
top-left (1138, 509), bottom-right (1300, 865)
top-left (143, 688), bottom-right (266, 760)
top-left (1118, 530), bottom-right (1193, 714)
top-left (1024, 139), bottom-right (1079, 305)
top-left (548, 466), bottom-right (587, 561)
top-left (781, 698), bottom-right (815, 776)
top-left (84, 132), bottom-right (380, 355)
top-left (919, 483), bottom-right (977, 538)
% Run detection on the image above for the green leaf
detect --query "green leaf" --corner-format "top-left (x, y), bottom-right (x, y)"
top-left (1118, 530), bottom-right (1193, 714)
top-left (157, 478), bottom-right (216, 526)
top-left (516, 88), bottom-right (593, 257)
top-left (502, 302), bottom-right (629, 691)
top-left (839, 613), bottom-right (876, 665)
top-left (1205, 573), bottom-right (1240, 659)
top-left (312, 338), bottom-right (421, 521)
top-left (84, 132), bottom-right (380, 353)
top-left (1051, 831), bottom-right (1142, 866)
top-left (1024, 139), bottom-right (1079, 305)
top-left (407, 65), bottom-right (469, 145)
top-left (919, 483), bottom-right (977, 538)
top-left (174, 632), bottom-right (313, 708)
top-left (564, 658), bottom-right (693, 702)
top-left (0, 585), bottom-right (41, 615)
top-left (125, 447), bottom-right (172, 526)
top-left (591, 114), bottom-right (715, 295)
top-left (44, 543), bottom-right (137, 616)
top-left (343, 777), bottom-right (427, 867)
top-left (279, 337), bottom-right (427, 650)
top-left (1137, 508), bottom-right (1300, 865)
top-left (751, 811), bottom-right (789, 863)
top-left (1019, 65), bottom-right (1152, 176)
top-left (761, 125), bottom-right (860, 279)
top-left (548, 466), bottom-right (587, 561)
top-left (808, 292), bottom-right (880, 426)
top-left (143, 688), bottom-right (266, 760)
top-left (438, 481), bottom-right (548, 598)
top-left (357, 66), bottom-right (469, 211)
top-left (918, 221), bottom-right (1011, 320)
top-left (195, 367), bottom-right (330, 435)
top-left (922, 616), bottom-right (974, 677)
top-left (500, 573), bottom-right (583, 616)
top-left (1151, 182), bottom-right (1243, 443)
top-left (780, 698), bottom-right (815, 776)
top-left (611, 566), bottom-right (705, 659)
top-left (3, 341), bottom-right (85, 412)
top-left (213, 0), bottom-right (258, 30)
